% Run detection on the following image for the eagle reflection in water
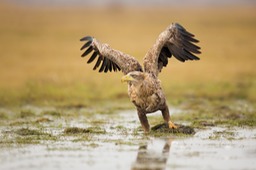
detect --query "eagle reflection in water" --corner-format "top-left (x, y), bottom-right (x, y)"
top-left (131, 139), bottom-right (173, 170)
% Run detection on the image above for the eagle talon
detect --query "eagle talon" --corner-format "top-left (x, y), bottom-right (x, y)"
top-left (168, 121), bottom-right (178, 129)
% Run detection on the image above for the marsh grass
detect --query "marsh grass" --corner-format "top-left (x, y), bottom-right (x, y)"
top-left (20, 109), bottom-right (35, 118)
top-left (0, 112), bottom-right (8, 119)
top-left (172, 98), bottom-right (256, 129)
top-left (64, 126), bottom-right (106, 134)
top-left (0, 127), bottom-right (57, 145)
top-left (208, 130), bottom-right (237, 140)
top-left (41, 110), bottom-right (61, 117)
top-left (15, 128), bottom-right (46, 136)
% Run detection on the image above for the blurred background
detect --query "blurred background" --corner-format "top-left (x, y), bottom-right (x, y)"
top-left (0, 0), bottom-right (255, 105)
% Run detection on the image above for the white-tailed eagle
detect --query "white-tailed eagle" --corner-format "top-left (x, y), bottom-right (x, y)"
top-left (80, 23), bottom-right (201, 132)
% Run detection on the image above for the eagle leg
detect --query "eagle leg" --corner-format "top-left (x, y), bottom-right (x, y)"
top-left (161, 105), bottom-right (177, 129)
top-left (137, 109), bottom-right (150, 133)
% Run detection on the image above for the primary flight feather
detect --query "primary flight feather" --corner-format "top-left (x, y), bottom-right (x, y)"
top-left (80, 23), bottom-right (201, 132)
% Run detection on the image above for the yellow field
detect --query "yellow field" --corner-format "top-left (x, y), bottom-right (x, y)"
top-left (0, 3), bottom-right (255, 104)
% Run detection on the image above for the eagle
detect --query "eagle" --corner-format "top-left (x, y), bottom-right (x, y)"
top-left (80, 23), bottom-right (201, 132)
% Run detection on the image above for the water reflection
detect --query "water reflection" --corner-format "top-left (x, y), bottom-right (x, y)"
top-left (131, 139), bottom-right (172, 170)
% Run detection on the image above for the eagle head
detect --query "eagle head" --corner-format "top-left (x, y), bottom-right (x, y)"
top-left (121, 71), bottom-right (145, 84)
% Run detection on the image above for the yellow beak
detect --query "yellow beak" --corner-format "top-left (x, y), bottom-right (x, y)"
top-left (121, 75), bottom-right (134, 83)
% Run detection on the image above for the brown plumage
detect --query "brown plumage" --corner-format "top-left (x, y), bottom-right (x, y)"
top-left (80, 23), bottom-right (201, 132)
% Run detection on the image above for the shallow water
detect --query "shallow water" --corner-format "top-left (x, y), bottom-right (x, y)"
top-left (1, 134), bottom-right (256, 170)
top-left (0, 109), bottom-right (256, 170)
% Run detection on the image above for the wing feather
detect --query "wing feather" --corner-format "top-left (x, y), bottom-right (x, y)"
top-left (112, 62), bottom-right (117, 72)
top-left (99, 57), bottom-right (107, 73)
top-left (80, 36), bottom-right (142, 74)
top-left (104, 59), bottom-right (110, 73)
top-left (93, 55), bottom-right (103, 70)
top-left (108, 61), bottom-right (113, 72)
top-left (113, 62), bottom-right (121, 72)
top-left (143, 23), bottom-right (201, 76)
top-left (182, 40), bottom-right (201, 54)
top-left (87, 52), bottom-right (98, 63)
top-left (81, 46), bottom-right (93, 57)
top-left (80, 41), bottom-right (92, 50)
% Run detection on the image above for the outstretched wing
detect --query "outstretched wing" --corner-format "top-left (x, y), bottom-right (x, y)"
top-left (143, 23), bottom-right (201, 76)
top-left (80, 36), bottom-right (142, 75)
